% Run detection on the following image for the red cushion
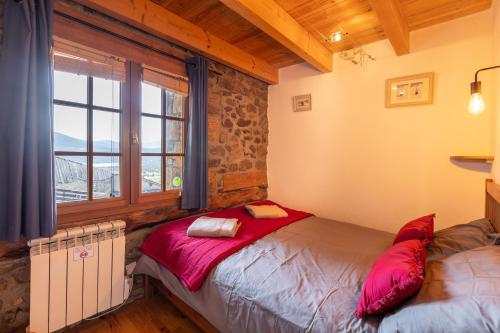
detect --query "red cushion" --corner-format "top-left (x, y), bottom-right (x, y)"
top-left (393, 214), bottom-right (435, 245)
top-left (355, 239), bottom-right (426, 318)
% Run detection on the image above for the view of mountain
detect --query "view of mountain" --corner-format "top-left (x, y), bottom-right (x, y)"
top-left (54, 132), bottom-right (161, 167)
top-left (54, 132), bottom-right (161, 153)
top-left (54, 132), bottom-right (120, 152)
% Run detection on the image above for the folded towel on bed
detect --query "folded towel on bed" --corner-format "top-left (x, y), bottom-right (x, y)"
top-left (187, 217), bottom-right (241, 238)
top-left (245, 204), bottom-right (288, 218)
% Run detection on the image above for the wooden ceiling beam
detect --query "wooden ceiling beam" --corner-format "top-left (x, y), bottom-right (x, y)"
top-left (220, 0), bottom-right (333, 72)
top-left (73, 0), bottom-right (278, 84)
top-left (367, 0), bottom-right (410, 55)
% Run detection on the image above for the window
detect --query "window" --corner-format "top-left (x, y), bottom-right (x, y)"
top-left (52, 39), bottom-right (188, 216)
top-left (141, 74), bottom-right (186, 194)
top-left (54, 71), bottom-right (122, 203)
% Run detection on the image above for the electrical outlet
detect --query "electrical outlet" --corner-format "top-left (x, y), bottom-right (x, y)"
top-left (125, 262), bottom-right (136, 276)
top-left (123, 276), bottom-right (133, 300)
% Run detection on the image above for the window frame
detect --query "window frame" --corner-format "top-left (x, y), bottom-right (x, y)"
top-left (55, 61), bottom-right (188, 219)
top-left (53, 13), bottom-right (191, 225)
top-left (55, 64), bottom-right (132, 216)
top-left (139, 83), bottom-right (186, 195)
top-left (130, 63), bottom-right (187, 205)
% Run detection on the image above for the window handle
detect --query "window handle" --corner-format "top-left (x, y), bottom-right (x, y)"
top-left (131, 133), bottom-right (139, 145)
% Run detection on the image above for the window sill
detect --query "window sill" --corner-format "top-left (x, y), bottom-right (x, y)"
top-left (57, 190), bottom-right (182, 226)
top-left (137, 190), bottom-right (181, 204)
top-left (58, 197), bottom-right (128, 215)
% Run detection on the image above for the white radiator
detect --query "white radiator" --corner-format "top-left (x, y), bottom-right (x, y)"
top-left (28, 220), bottom-right (127, 333)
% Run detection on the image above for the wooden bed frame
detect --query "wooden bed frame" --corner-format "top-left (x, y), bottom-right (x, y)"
top-left (144, 179), bottom-right (500, 333)
top-left (144, 276), bottom-right (219, 333)
top-left (485, 179), bottom-right (500, 231)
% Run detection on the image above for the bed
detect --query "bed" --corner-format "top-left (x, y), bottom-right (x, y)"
top-left (135, 180), bottom-right (500, 333)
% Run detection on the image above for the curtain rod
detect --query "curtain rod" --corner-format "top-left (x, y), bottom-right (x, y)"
top-left (144, 66), bottom-right (188, 82)
top-left (54, 10), bottom-right (224, 76)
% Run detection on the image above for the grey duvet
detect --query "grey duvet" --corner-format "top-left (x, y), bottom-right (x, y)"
top-left (136, 216), bottom-right (393, 333)
top-left (379, 219), bottom-right (500, 333)
top-left (135, 217), bottom-right (500, 333)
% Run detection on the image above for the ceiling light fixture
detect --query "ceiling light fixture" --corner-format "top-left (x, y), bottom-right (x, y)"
top-left (331, 31), bottom-right (343, 43)
top-left (468, 65), bottom-right (500, 115)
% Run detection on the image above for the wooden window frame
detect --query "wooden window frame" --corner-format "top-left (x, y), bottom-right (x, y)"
top-left (131, 64), bottom-right (187, 205)
top-left (53, 14), bottom-right (190, 224)
top-left (55, 70), bottom-right (131, 216)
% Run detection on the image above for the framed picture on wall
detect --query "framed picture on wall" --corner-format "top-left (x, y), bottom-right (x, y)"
top-left (385, 72), bottom-right (435, 108)
top-left (292, 94), bottom-right (312, 112)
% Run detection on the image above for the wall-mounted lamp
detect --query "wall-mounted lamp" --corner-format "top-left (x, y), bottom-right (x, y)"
top-left (469, 65), bottom-right (500, 115)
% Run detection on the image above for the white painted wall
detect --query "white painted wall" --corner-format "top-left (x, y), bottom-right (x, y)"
top-left (268, 10), bottom-right (496, 233)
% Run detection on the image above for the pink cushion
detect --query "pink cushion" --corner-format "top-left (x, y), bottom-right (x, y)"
top-left (393, 214), bottom-right (435, 245)
top-left (355, 239), bottom-right (426, 318)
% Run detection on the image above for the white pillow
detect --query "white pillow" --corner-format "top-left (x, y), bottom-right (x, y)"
top-left (245, 205), bottom-right (288, 219)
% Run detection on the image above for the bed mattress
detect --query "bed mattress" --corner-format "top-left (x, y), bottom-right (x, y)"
top-left (135, 216), bottom-right (394, 333)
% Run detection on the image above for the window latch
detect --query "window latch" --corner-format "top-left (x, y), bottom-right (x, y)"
top-left (131, 133), bottom-right (139, 145)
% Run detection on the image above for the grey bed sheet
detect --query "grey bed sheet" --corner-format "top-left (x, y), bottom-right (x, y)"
top-left (379, 244), bottom-right (500, 333)
top-left (379, 219), bottom-right (500, 333)
top-left (135, 216), bottom-right (394, 333)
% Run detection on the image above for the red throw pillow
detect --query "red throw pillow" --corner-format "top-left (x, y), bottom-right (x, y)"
top-left (393, 214), bottom-right (435, 245)
top-left (355, 239), bottom-right (426, 318)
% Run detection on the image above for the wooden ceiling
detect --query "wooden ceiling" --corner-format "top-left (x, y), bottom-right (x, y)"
top-left (73, 0), bottom-right (492, 83)
top-left (155, 0), bottom-right (492, 68)
top-left (153, 0), bottom-right (304, 68)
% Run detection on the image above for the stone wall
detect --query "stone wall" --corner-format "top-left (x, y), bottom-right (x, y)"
top-left (0, 256), bottom-right (29, 331)
top-left (207, 61), bottom-right (269, 208)
top-left (0, 7), bottom-right (269, 330)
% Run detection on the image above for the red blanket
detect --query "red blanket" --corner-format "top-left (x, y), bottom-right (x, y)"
top-left (140, 201), bottom-right (313, 291)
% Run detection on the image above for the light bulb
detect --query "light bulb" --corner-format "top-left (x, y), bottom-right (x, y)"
top-left (331, 31), bottom-right (342, 43)
top-left (468, 92), bottom-right (485, 115)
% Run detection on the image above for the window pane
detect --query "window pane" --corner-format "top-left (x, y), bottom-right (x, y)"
top-left (166, 156), bottom-right (183, 190)
top-left (165, 119), bottom-right (183, 154)
top-left (55, 155), bottom-right (88, 203)
top-left (93, 77), bottom-right (120, 109)
top-left (141, 82), bottom-right (162, 115)
top-left (93, 156), bottom-right (120, 199)
top-left (166, 91), bottom-right (184, 118)
top-left (141, 116), bottom-right (161, 153)
top-left (93, 110), bottom-right (120, 153)
top-left (54, 70), bottom-right (87, 103)
top-left (142, 156), bottom-right (161, 193)
top-left (54, 105), bottom-right (87, 152)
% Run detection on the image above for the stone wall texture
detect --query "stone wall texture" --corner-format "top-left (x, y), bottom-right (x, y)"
top-left (0, 7), bottom-right (269, 331)
top-left (0, 257), bottom-right (30, 331)
top-left (207, 61), bottom-right (269, 208)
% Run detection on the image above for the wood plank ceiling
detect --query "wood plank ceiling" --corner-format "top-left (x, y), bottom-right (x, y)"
top-left (154, 0), bottom-right (492, 69)
top-left (73, 0), bottom-right (493, 83)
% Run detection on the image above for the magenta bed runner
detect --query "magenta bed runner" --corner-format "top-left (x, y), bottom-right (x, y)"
top-left (140, 200), bottom-right (313, 291)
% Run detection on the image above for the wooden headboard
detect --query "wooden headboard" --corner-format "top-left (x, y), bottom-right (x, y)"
top-left (485, 179), bottom-right (500, 231)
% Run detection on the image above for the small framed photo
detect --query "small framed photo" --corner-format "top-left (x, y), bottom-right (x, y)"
top-left (292, 94), bottom-right (312, 112)
top-left (385, 72), bottom-right (434, 108)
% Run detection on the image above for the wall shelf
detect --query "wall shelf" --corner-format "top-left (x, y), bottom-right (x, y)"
top-left (450, 156), bottom-right (494, 163)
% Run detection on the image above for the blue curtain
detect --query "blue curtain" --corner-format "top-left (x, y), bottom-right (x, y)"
top-left (182, 56), bottom-right (208, 210)
top-left (0, 0), bottom-right (56, 241)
